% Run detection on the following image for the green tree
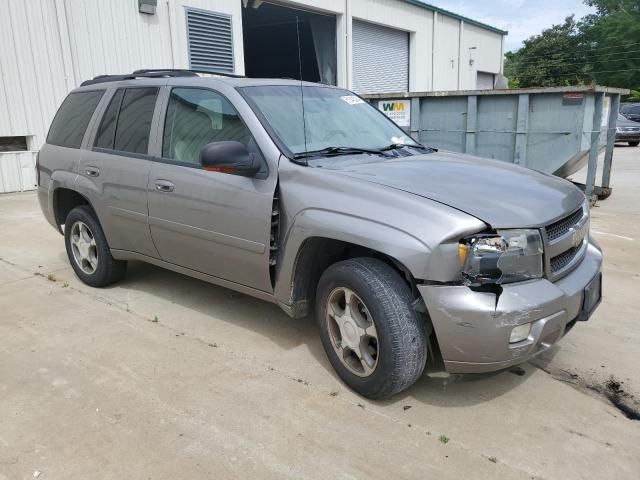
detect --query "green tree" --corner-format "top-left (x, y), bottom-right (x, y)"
top-left (504, 16), bottom-right (588, 87)
top-left (581, 0), bottom-right (640, 90)
top-left (504, 1), bottom-right (640, 91)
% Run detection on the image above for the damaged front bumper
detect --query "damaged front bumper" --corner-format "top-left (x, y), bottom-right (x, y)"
top-left (419, 240), bottom-right (602, 374)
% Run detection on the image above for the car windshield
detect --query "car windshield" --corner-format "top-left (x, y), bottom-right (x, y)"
top-left (240, 85), bottom-right (420, 158)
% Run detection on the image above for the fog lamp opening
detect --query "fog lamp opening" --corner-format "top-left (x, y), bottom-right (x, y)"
top-left (510, 323), bottom-right (532, 343)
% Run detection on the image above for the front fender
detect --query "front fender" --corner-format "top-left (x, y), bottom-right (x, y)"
top-left (273, 208), bottom-right (431, 305)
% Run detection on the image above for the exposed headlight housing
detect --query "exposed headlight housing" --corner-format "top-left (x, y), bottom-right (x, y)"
top-left (458, 229), bottom-right (544, 286)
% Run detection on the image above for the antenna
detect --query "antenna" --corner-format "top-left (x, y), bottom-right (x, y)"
top-left (295, 16), bottom-right (309, 161)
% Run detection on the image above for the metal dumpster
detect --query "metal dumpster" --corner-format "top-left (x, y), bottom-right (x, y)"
top-left (365, 85), bottom-right (630, 199)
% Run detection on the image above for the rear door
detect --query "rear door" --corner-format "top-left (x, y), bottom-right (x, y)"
top-left (147, 86), bottom-right (276, 292)
top-left (78, 86), bottom-right (160, 257)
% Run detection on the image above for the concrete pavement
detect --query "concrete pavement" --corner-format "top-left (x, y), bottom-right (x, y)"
top-left (1, 146), bottom-right (639, 479)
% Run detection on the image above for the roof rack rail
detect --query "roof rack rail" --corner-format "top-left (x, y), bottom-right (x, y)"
top-left (80, 68), bottom-right (244, 86)
top-left (133, 68), bottom-right (245, 78)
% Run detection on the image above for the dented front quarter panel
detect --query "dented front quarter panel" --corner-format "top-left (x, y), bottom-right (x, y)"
top-left (273, 157), bottom-right (486, 305)
top-left (419, 241), bottom-right (603, 373)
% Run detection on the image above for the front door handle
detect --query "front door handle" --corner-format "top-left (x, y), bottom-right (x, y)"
top-left (85, 166), bottom-right (100, 177)
top-left (155, 180), bottom-right (175, 193)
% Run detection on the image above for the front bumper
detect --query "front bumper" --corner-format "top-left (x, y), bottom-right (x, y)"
top-left (419, 240), bottom-right (602, 373)
top-left (616, 132), bottom-right (640, 141)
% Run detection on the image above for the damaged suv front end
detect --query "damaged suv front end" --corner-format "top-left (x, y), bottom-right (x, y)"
top-left (242, 82), bottom-right (602, 391)
top-left (420, 201), bottom-right (602, 373)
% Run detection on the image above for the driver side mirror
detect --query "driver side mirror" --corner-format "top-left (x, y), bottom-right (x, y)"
top-left (200, 141), bottom-right (261, 177)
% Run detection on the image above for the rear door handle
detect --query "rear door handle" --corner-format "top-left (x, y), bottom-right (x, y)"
top-left (155, 180), bottom-right (175, 193)
top-left (85, 166), bottom-right (100, 177)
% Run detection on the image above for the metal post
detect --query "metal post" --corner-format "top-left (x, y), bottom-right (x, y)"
top-left (410, 97), bottom-right (421, 140)
top-left (457, 20), bottom-right (464, 90)
top-left (465, 95), bottom-right (477, 154)
top-left (514, 93), bottom-right (529, 166)
top-left (431, 12), bottom-right (437, 90)
top-left (585, 92), bottom-right (604, 199)
top-left (601, 93), bottom-right (620, 189)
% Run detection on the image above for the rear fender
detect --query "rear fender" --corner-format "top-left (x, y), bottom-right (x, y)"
top-left (43, 170), bottom-right (79, 232)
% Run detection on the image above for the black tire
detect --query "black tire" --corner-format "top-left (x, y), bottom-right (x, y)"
top-left (316, 258), bottom-right (427, 399)
top-left (64, 205), bottom-right (127, 287)
top-left (629, 141), bottom-right (639, 147)
top-left (597, 187), bottom-right (612, 201)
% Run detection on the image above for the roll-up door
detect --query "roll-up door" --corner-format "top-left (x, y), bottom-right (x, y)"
top-left (476, 72), bottom-right (495, 89)
top-left (352, 20), bottom-right (409, 94)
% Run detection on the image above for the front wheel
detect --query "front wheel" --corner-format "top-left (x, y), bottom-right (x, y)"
top-left (316, 258), bottom-right (427, 399)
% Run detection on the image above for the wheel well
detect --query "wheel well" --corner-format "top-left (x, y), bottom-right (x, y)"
top-left (53, 188), bottom-right (91, 227)
top-left (288, 237), bottom-right (441, 368)
top-left (289, 237), bottom-right (418, 316)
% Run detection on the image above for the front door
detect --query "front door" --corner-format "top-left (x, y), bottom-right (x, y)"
top-left (147, 87), bottom-right (276, 292)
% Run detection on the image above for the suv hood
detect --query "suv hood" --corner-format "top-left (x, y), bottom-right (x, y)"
top-left (314, 151), bottom-right (584, 228)
top-left (618, 116), bottom-right (640, 128)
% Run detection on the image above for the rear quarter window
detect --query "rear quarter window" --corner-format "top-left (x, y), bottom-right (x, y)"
top-left (47, 90), bottom-right (104, 148)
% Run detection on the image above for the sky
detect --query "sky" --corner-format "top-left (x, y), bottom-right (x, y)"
top-left (430, 0), bottom-right (595, 52)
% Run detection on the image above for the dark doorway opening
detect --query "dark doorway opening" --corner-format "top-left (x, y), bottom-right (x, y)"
top-left (241, 1), bottom-right (337, 85)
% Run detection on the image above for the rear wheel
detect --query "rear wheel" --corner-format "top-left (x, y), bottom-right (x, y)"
top-left (316, 258), bottom-right (427, 399)
top-left (64, 206), bottom-right (127, 287)
top-left (629, 141), bottom-right (639, 147)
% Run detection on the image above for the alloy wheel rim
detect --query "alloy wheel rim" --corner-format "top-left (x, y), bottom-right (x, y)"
top-left (70, 221), bottom-right (98, 275)
top-left (325, 287), bottom-right (379, 377)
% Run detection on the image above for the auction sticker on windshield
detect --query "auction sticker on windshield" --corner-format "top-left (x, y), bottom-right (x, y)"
top-left (340, 95), bottom-right (365, 105)
top-left (378, 100), bottom-right (410, 127)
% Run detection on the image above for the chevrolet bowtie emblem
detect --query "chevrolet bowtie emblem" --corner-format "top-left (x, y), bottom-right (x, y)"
top-left (570, 225), bottom-right (585, 248)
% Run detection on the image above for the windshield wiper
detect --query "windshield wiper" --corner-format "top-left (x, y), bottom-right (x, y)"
top-left (380, 142), bottom-right (431, 152)
top-left (293, 146), bottom-right (382, 160)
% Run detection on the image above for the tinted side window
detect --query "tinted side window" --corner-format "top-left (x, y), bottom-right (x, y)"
top-left (47, 91), bottom-right (104, 148)
top-left (113, 88), bottom-right (159, 154)
top-left (162, 88), bottom-right (253, 165)
top-left (94, 89), bottom-right (124, 149)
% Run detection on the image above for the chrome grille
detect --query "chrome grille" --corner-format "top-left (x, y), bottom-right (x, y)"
top-left (543, 203), bottom-right (589, 280)
top-left (550, 246), bottom-right (580, 273)
top-left (545, 208), bottom-right (583, 241)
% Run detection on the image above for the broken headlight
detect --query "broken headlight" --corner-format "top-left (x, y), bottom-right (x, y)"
top-left (458, 229), bottom-right (543, 286)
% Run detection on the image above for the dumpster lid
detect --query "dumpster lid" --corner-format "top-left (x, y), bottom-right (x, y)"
top-left (363, 85), bottom-right (630, 99)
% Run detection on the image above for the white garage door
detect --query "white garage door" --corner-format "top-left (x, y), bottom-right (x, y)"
top-left (352, 20), bottom-right (409, 94)
top-left (476, 72), bottom-right (495, 90)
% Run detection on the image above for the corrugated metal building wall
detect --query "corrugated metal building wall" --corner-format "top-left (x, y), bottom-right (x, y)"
top-left (0, 0), bottom-right (505, 193)
top-left (0, 0), bottom-right (242, 193)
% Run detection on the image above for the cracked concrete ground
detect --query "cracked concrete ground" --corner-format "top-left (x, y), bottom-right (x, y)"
top-left (1, 146), bottom-right (639, 480)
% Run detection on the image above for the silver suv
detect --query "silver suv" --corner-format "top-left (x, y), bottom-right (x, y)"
top-left (38, 70), bottom-right (602, 399)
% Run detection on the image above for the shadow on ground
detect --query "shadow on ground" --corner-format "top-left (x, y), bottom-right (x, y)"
top-left (73, 259), bottom-right (537, 408)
